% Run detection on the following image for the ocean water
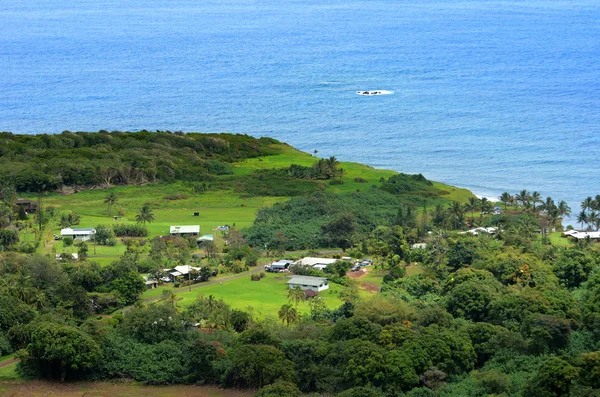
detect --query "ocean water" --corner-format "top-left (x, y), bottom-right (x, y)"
top-left (1, 0), bottom-right (599, 214)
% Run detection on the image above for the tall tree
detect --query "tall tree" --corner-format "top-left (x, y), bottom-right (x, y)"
top-left (576, 210), bottom-right (589, 230)
top-left (136, 203), bottom-right (155, 226)
top-left (467, 197), bottom-right (480, 223)
top-left (582, 196), bottom-right (594, 212)
top-left (531, 191), bottom-right (542, 211)
top-left (104, 191), bottom-right (118, 215)
top-left (448, 201), bottom-right (466, 230)
top-left (499, 192), bottom-right (513, 210)
top-left (278, 304), bottom-right (298, 326)
top-left (287, 286), bottom-right (305, 307)
top-left (515, 189), bottom-right (531, 207)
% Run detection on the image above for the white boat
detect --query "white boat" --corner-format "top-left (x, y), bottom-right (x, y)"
top-left (356, 90), bottom-right (393, 96)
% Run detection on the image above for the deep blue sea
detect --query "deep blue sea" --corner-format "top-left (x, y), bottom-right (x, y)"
top-left (1, 0), bottom-right (599, 216)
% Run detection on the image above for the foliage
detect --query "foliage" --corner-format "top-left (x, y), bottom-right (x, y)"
top-left (112, 223), bottom-right (148, 237)
top-left (227, 344), bottom-right (295, 388)
top-left (0, 229), bottom-right (19, 250)
top-left (0, 132), bottom-right (281, 191)
top-left (18, 321), bottom-right (102, 381)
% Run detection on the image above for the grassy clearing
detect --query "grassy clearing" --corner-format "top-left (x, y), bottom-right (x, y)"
top-left (548, 232), bottom-right (575, 247)
top-left (167, 272), bottom-right (346, 318)
top-left (0, 363), bottom-right (20, 381)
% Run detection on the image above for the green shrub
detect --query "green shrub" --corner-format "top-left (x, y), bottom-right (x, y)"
top-left (63, 236), bottom-right (74, 247)
top-left (113, 224), bottom-right (148, 237)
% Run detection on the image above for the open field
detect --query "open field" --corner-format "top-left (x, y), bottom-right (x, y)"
top-left (0, 381), bottom-right (253, 397)
top-left (144, 272), bottom-right (353, 318)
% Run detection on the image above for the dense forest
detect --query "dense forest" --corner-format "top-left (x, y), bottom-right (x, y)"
top-left (1, 222), bottom-right (600, 396)
top-left (0, 131), bottom-right (281, 191)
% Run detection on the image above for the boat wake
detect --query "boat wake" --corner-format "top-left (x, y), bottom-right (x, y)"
top-left (356, 90), bottom-right (394, 96)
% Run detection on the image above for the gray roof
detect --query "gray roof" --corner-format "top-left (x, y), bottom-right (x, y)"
top-left (287, 276), bottom-right (327, 287)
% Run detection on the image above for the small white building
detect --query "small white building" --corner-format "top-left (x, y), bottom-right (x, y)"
top-left (567, 231), bottom-right (600, 240)
top-left (459, 227), bottom-right (498, 236)
top-left (60, 228), bottom-right (96, 241)
top-left (287, 276), bottom-right (329, 292)
top-left (294, 257), bottom-right (338, 269)
top-left (164, 265), bottom-right (202, 282)
top-left (170, 225), bottom-right (200, 237)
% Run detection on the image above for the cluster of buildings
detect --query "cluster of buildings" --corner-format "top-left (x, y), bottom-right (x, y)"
top-left (58, 224), bottom-right (214, 246)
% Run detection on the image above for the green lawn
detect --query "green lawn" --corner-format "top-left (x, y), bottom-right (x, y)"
top-left (0, 355), bottom-right (19, 381)
top-left (158, 273), bottom-right (345, 318)
top-left (547, 232), bottom-right (574, 247)
top-left (0, 364), bottom-right (19, 381)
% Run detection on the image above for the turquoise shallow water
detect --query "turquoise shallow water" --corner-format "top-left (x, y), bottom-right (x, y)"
top-left (1, 0), bottom-right (599, 214)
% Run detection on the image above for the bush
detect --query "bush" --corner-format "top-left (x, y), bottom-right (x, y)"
top-left (0, 229), bottom-right (19, 249)
top-left (113, 224), bottom-right (148, 237)
top-left (255, 381), bottom-right (302, 397)
top-left (354, 177), bottom-right (368, 183)
top-left (63, 236), bottom-right (74, 247)
top-left (251, 274), bottom-right (261, 281)
top-left (329, 179), bottom-right (344, 185)
top-left (163, 193), bottom-right (189, 200)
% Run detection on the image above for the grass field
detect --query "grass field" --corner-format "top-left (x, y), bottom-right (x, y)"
top-left (146, 272), bottom-right (348, 318)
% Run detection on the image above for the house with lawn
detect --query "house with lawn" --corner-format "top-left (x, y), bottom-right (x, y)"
top-left (170, 225), bottom-right (200, 237)
top-left (287, 276), bottom-right (329, 292)
top-left (60, 227), bottom-right (96, 241)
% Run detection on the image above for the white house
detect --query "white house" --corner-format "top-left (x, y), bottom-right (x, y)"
top-left (567, 231), bottom-right (600, 240)
top-left (60, 228), bottom-right (96, 241)
top-left (164, 265), bottom-right (202, 282)
top-left (294, 257), bottom-right (338, 269)
top-left (287, 276), bottom-right (329, 292)
top-left (170, 225), bottom-right (200, 237)
top-left (459, 227), bottom-right (498, 236)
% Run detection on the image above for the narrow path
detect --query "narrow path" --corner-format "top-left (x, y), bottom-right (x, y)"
top-left (0, 358), bottom-right (18, 368)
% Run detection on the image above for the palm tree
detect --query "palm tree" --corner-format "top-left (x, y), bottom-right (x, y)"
top-left (479, 197), bottom-right (490, 219)
top-left (593, 195), bottom-right (600, 211)
top-left (278, 304), bottom-right (298, 326)
top-left (287, 286), bottom-right (305, 307)
top-left (531, 191), bottom-right (542, 211)
top-left (576, 210), bottom-right (589, 230)
top-left (136, 203), bottom-right (155, 225)
top-left (467, 197), bottom-right (480, 223)
top-left (499, 192), bottom-right (513, 210)
top-left (104, 192), bottom-right (118, 216)
top-left (557, 200), bottom-right (571, 219)
top-left (325, 156), bottom-right (339, 179)
top-left (589, 211), bottom-right (599, 231)
top-left (161, 289), bottom-right (178, 308)
top-left (515, 190), bottom-right (531, 208)
top-left (581, 196), bottom-right (594, 212)
top-left (448, 201), bottom-right (466, 230)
